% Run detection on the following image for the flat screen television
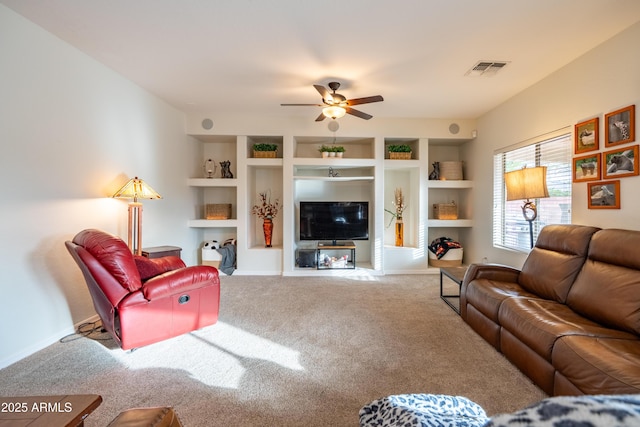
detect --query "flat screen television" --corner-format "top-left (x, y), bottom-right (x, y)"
top-left (299, 201), bottom-right (369, 244)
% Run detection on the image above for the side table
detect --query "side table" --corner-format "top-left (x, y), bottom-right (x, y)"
top-left (0, 394), bottom-right (102, 426)
top-left (439, 266), bottom-right (468, 315)
top-left (141, 246), bottom-right (182, 259)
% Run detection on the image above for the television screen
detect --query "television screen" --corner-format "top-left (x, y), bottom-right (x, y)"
top-left (299, 201), bottom-right (369, 242)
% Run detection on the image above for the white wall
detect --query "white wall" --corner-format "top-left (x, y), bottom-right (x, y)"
top-left (464, 21), bottom-right (640, 268)
top-left (0, 5), bottom-right (199, 368)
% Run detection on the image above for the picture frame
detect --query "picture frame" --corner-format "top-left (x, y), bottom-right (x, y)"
top-left (605, 105), bottom-right (635, 147)
top-left (587, 180), bottom-right (620, 209)
top-left (574, 117), bottom-right (599, 154)
top-left (573, 153), bottom-right (601, 182)
top-left (602, 145), bottom-right (639, 179)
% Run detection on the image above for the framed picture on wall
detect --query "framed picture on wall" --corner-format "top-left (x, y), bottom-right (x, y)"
top-left (605, 105), bottom-right (635, 147)
top-left (574, 117), bottom-right (599, 154)
top-left (573, 153), bottom-right (601, 182)
top-left (587, 180), bottom-right (620, 209)
top-left (602, 145), bottom-right (639, 179)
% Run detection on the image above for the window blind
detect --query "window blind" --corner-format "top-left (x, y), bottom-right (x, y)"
top-left (493, 133), bottom-right (572, 252)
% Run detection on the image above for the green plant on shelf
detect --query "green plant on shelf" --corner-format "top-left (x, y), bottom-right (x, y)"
top-left (387, 144), bottom-right (412, 152)
top-left (253, 143), bottom-right (278, 152)
top-left (318, 144), bottom-right (345, 152)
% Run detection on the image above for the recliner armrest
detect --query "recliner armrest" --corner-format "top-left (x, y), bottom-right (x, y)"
top-left (141, 265), bottom-right (219, 301)
top-left (462, 263), bottom-right (521, 287)
top-left (134, 255), bottom-right (186, 281)
top-left (146, 256), bottom-right (186, 271)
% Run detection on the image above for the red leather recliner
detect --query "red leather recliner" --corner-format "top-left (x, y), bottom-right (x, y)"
top-left (65, 229), bottom-right (220, 350)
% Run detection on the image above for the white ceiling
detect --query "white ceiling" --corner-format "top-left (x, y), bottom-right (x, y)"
top-left (3, 0), bottom-right (640, 120)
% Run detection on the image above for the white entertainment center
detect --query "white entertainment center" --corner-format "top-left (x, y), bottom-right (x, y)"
top-left (186, 124), bottom-right (474, 276)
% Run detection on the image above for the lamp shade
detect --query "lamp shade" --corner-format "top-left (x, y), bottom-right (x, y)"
top-left (322, 106), bottom-right (346, 119)
top-left (112, 177), bottom-right (162, 202)
top-left (504, 166), bottom-right (549, 201)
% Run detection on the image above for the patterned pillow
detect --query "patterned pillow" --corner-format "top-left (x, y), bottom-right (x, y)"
top-left (487, 394), bottom-right (640, 427)
top-left (359, 393), bottom-right (488, 427)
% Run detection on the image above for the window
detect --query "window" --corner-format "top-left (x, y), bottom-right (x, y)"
top-left (493, 132), bottom-right (572, 252)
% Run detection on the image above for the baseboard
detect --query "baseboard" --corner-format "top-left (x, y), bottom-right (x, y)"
top-left (383, 269), bottom-right (438, 275)
top-left (0, 314), bottom-right (100, 370)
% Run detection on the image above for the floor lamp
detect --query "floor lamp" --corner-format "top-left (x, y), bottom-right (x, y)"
top-left (504, 166), bottom-right (549, 249)
top-left (112, 177), bottom-right (162, 255)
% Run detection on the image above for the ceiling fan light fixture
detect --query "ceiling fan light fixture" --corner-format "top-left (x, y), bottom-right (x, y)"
top-left (323, 106), bottom-right (346, 119)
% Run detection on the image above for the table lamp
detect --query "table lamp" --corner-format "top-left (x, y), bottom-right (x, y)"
top-left (504, 166), bottom-right (549, 249)
top-left (112, 176), bottom-right (162, 255)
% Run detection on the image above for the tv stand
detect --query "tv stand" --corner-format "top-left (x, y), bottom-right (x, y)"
top-left (318, 240), bottom-right (352, 247)
top-left (316, 241), bottom-right (356, 269)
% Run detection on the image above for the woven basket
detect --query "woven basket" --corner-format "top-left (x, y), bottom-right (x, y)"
top-left (439, 161), bottom-right (463, 180)
top-left (253, 150), bottom-right (277, 158)
top-left (428, 248), bottom-right (463, 267)
top-left (389, 151), bottom-right (412, 160)
top-left (205, 203), bottom-right (232, 220)
top-left (433, 202), bottom-right (458, 220)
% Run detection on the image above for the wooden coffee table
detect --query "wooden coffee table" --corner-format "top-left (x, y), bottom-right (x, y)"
top-left (439, 266), bottom-right (468, 315)
top-left (0, 394), bottom-right (102, 426)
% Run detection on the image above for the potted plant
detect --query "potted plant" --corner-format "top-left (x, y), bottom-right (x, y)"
top-left (319, 145), bottom-right (345, 158)
top-left (251, 190), bottom-right (281, 247)
top-left (319, 145), bottom-right (332, 158)
top-left (387, 144), bottom-right (412, 160)
top-left (253, 143), bottom-right (278, 158)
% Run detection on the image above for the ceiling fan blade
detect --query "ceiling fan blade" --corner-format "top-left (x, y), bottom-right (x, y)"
top-left (314, 84), bottom-right (331, 100)
top-left (315, 112), bottom-right (327, 122)
top-left (345, 107), bottom-right (372, 120)
top-left (280, 103), bottom-right (323, 106)
top-left (346, 95), bottom-right (384, 106)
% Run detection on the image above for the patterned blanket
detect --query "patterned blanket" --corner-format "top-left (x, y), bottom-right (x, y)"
top-left (487, 394), bottom-right (640, 427)
top-left (428, 237), bottom-right (462, 259)
top-left (359, 394), bottom-right (488, 427)
top-left (360, 394), bottom-right (640, 427)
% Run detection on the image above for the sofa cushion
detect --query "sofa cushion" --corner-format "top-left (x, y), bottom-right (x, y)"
top-left (498, 297), bottom-right (634, 361)
top-left (518, 225), bottom-right (599, 303)
top-left (465, 279), bottom-right (535, 323)
top-left (134, 255), bottom-right (166, 281)
top-left (553, 335), bottom-right (640, 395)
top-left (567, 229), bottom-right (640, 335)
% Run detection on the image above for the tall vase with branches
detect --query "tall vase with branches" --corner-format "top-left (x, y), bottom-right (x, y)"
top-left (384, 188), bottom-right (406, 246)
top-left (251, 190), bottom-right (281, 247)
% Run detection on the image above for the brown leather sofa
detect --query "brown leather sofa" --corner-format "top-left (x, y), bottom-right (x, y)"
top-left (461, 224), bottom-right (640, 396)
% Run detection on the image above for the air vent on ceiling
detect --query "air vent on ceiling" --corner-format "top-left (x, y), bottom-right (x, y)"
top-left (465, 60), bottom-right (510, 77)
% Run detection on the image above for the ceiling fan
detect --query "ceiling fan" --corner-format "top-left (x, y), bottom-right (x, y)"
top-left (281, 82), bottom-right (384, 121)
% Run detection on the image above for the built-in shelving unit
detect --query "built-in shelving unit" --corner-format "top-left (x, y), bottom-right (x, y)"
top-left (186, 132), bottom-right (474, 275)
top-left (426, 138), bottom-right (473, 268)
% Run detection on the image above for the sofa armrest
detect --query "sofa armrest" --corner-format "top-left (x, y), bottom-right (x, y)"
top-left (462, 263), bottom-right (521, 287)
top-left (141, 265), bottom-right (219, 301)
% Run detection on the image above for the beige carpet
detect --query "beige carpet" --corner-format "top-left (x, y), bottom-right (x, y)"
top-left (0, 274), bottom-right (546, 426)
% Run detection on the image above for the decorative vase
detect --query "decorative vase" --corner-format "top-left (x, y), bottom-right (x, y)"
top-left (395, 217), bottom-right (404, 247)
top-left (263, 218), bottom-right (273, 247)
